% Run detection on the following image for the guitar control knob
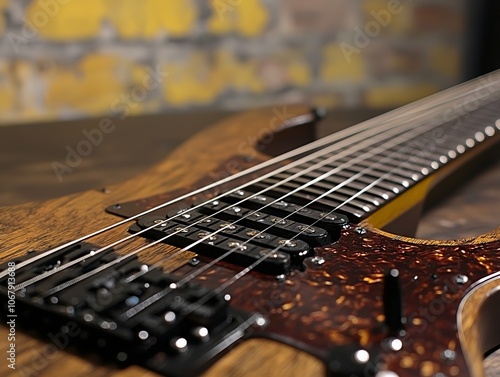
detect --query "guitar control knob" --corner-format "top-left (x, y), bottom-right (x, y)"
top-left (383, 269), bottom-right (405, 337)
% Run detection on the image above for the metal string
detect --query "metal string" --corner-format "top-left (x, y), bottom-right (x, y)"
top-left (4, 71), bottom-right (498, 279)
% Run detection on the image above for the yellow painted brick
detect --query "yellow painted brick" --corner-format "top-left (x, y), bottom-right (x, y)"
top-left (0, 61), bottom-right (15, 115)
top-left (365, 83), bottom-right (438, 108)
top-left (215, 51), bottom-right (264, 93)
top-left (162, 53), bottom-right (221, 105)
top-left (208, 0), bottom-right (268, 36)
top-left (0, 0), bottom-right (9, 33)
top-left (237, 0), bottom-right (268, 36)
top-left (320, 43), bottom-right (365, 82)
top-left (162, 50), bottom-right (264, 105)
top-left (26, 0), bottom-right (107, 39)
top-left (285, 53), bottom-right (312, 87)
top-left (428, 45), bottom-right (461, 80)
top-left (45, 54), bottom-right (127, 114)
top-left (107, 0), bottom-right (198, 38)
top-left (362, 0), bottom-right (412, 33)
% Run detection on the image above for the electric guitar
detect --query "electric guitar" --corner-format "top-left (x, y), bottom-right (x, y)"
top-left (1, 71), bottom-right (500, 377)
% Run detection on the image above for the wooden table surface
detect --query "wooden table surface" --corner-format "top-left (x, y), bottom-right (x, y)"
top-left (0, 108), bottom-right (499, 375)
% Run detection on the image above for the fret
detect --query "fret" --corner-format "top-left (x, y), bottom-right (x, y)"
top-left (308, 164), bottom-right (405, 195)
top-left (333, 168), bottom-right (404, 195)
top-left (335, 153), bottom-right (423, 181)
top-left (273, 172), bottom-right (384, 207)
top-left (261, 177), bottom-right (373, 212)
top-left (286, 167), bottom-right (396, 202)
top-left (309, 162), bottom-right (411, 189)
top-left (251, 181), bottom-right (365, 218)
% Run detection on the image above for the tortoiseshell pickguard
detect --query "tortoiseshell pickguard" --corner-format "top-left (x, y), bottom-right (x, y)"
top-left (172, 226), bottom-right (500, 377)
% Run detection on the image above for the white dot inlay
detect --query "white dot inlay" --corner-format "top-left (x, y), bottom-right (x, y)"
top-left (485, 126), bottom-right (495, 136)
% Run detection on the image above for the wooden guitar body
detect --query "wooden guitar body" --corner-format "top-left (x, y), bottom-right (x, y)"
top-left (1, 74), bottom-right (500, 377)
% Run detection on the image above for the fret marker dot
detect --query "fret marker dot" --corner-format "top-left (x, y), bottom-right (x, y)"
top-left (457, 145), bottom-right (465, 154)
top-left (485, 126), bottom-right (495, 136)
top-left (439, 156), bottom-right (448, 164)
top-left (421, 168), bottom-right (429, 176)
top-left (466, 139), bottom-right (475, 148)
top-left (495, 119), bottom-right (500, 130)
top-left (448, 150), bottom-right (457, 159)
top-left (411, 174), bottom-right (419, 181)
top-left (431, 161), bottom-right (439, 170)
top-left (475, 132), bottom-right (485, 142)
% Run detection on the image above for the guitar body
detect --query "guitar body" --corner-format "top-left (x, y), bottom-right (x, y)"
top-left (0, 95), bottom-right (499, 376)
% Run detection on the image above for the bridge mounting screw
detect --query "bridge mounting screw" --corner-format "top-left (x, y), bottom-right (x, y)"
top-left (441, 349), bottom-right (457, 361)
top-left (454, 274), bottom-right (469, 285)
top-left (310, 256), bottom-right (325, 266)
top-left (255, 315), bottom-right (268, 327)
top-left (188, 257), bottom-right (200, 266)
top-left (355, 227), bottom-right (366, 235)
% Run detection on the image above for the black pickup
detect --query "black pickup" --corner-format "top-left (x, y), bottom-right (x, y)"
top-left (130, 194), bottom-right (348, 275)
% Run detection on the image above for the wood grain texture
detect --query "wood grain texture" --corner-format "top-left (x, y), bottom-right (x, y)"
top-left (0, 106), bottom-right (321, 377)
top-left (0, 104), bottom-right (499, 377)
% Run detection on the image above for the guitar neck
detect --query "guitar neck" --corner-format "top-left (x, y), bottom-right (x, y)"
top-left (252, 76), bottom-right (500, 222)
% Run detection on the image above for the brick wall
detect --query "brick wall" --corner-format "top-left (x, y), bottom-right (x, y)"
top-left (0, 0), bottom-right (466, 124)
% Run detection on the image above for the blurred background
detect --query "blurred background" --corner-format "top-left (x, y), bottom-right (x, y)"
top-left (0, 0), bottom-right (499, 207)
top-left (0, 0), bottom-right (494, 124)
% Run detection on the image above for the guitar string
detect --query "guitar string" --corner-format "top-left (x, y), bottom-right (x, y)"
top-left (44, 97), bottom-right (497, 305)
top-left (13, 84), bottom-right (500, 291)
top-left (35, 86), bottom-right (500, 294)
top-left (4, 72), bottom-right (497, 278)
top-left (19, 110), bottom-right (436, 293)
top-left (121, 109), bottom-right (494, 321)
top-left (136, 110), bottom-right (500, 321)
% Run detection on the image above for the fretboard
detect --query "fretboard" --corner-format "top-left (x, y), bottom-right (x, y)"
top-left (250, 96), bottom-right (500, 221)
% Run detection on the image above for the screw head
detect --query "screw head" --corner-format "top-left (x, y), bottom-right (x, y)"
top-left (455, 274), bottom-right (469, 285)
top-left (441, 349), bottom-right (456, 361)
top-left (355, 227), bottom-right (367, 235)
top-left (188, 258), bottom-right (200, 267)
top-left (254, 315), bottom-right (267, 327)
top-left (310, 256), bottom-right (325, 266)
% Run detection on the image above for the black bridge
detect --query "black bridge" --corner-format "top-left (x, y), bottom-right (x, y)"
top-left (0, 243), bottom-right (262, 377)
